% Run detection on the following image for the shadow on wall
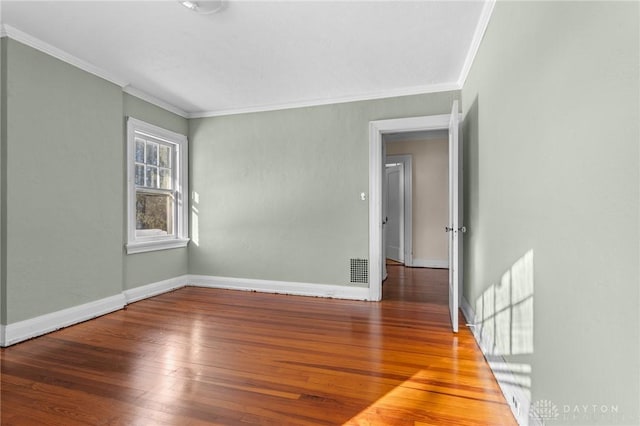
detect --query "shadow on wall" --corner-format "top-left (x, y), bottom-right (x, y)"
top-left (472, 250), bottom-right (535, 423)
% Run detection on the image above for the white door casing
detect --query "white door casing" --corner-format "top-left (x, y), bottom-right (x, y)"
top-left (447, 100), bottom-right (462, 333)
top-left (369, 113), bottom-right (459, 303)
top-left (381, 138), bottom-right (388, 280)
top-left (386, 154), bottom-right (413, 267)
top-left (385, 163), bottom-right (404, 263)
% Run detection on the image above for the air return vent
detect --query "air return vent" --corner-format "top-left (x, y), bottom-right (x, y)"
top-left (350, 259), bottom-right (369, 284)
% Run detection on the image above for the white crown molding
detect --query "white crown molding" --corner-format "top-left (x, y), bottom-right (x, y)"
top-left (188, 274), bottom-right (370, 301)
top-left (123, 85), bottom-right (189, 119)
top-left (457, 0), bottom-right (496, 88)
top-left (188, 82), bottom-right (461, 118)
top-left (1, 23), bottom-right (465, 121)
top-left (1, 24), bottom-right (188, 118)
top-left (2, 293), bottom-right (126, 347)
top-left (2, 24), bottom-right (128, 88)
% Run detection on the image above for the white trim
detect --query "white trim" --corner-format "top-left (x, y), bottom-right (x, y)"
top-left (457, 0), bottom-right (496, 88)
top-left (0, 25), bottom-right (463, 120)
top-left (0, 275), bottom-right (372, 347)
top-left (123, 85), bottom-right (189, 118)
top-left (126, 238), bottom-right (189, 254)
top-left (2, 294), bottom-right (126, 347)
top-left (0, 25), bottom-right (187, 118)
top-left (459, 296), bottom-right (473, 325)
top-left (187, 82), bottom-right (460, 118)
top-left (386, 155), bottom-right (413, 267)
top-left (1, 24), bottom-right (128, 88)
top-left (384, 162), bottom-right (405, 263)
top-left (123, 275), bottom-right (188, 304)
top-left (411, 258), bottom-right (448, 269)
top-left (126, 117), bottom-right (190, 254)
top-left (369, 114), bottom-right (455, 301)
top-left (461, 297), bottom-right (532, 426)
top-left (189, 275), bottom-right (371, 301)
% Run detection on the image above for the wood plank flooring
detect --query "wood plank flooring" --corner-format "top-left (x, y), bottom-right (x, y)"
top-left (1, 266), bottom-right (516, 425)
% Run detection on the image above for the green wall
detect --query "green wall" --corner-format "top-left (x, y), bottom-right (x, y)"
top-left (5, 39), bottom-right (124, 323)
top-left (461, 1), bottom-right (639, 424)
top-left (122, 94), bottom-right (189, 289)
top-left (0, 39), bottom-right (189, 325)
top-left (189, 92), bottom-right (458, 285)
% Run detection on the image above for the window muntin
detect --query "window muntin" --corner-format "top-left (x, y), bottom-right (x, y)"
top-left (134, 136), bottom-right (175, 238)
top-left (126, 118), bottom-right (188, 254)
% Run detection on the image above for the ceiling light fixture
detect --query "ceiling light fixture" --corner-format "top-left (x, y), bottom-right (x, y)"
top-left (178, 0), bottom-right (224, 15)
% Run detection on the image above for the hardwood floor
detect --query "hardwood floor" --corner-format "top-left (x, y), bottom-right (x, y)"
top-left (1, 266), bottom-right (516, 425)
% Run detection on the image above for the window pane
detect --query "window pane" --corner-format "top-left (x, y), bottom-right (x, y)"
top-left (159, 145), bottom-right (171, 168)
top-left (136, 192), bottom-right (174, 236)
top-left (159, 168), bottom-right (172, 190)
top-left (135, 139), bottom-right (145, 163)
top-left (146, 166), bottom-right (158, 188)
top-left (146, 142), bottom-right (158, 166)
top-left (135, 165), bottom-right (145, 186)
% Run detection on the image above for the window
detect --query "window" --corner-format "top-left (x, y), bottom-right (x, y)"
top-left (126, 117), bottom-right (189, 254)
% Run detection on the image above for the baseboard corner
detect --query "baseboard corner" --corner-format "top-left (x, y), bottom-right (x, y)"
top-left (123, 275), bottom-right (189, 304)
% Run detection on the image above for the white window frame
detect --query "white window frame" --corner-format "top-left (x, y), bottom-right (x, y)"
top-left (126, 117), bottom-right (189, 254)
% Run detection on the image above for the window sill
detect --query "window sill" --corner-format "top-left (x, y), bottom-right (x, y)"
top-left (126, 238), bottom-right (190, 254)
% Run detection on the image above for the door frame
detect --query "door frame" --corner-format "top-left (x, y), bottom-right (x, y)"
top-left (384, 161), bottom-right (405, 264)
top-left (385, 154), bottom-right (413, 267)
top-left (368, 114), bottom-right (452, 301)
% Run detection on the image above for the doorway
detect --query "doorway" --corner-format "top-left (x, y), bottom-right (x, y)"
top-left (384, 132), bottom-right (449, 270)
top-left (384, 161), bottom-right (405, 264)
top-left (368, 105), bottom-right (463, 332)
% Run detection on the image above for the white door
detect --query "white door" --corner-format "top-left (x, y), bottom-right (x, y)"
top-left (381, 140), bottom-right (388, 280)
top-left (448, 100), bottom-right (462, 333)
top-left (385, 163), bottom-right (404, 263)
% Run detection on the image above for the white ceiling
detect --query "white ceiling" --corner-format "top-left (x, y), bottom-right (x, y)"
top-left (0, 1), bottom-right (492, 117)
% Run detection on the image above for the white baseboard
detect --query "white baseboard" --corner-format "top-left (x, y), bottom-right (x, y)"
top-left (123, 275), bottom-right (188, 304)
top-left (2, 293), bottom-right (127, 347)
top-left (0, 275), bottom-right (370, 347)
top-left (461, 296), bottom-right (536, 426)
top-left (188, 275), bottom-right (371, 300)
top-left (411, 258), bottom-right (448, 269)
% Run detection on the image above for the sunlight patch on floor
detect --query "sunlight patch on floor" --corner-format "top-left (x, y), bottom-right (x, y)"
top-left (344, 366), bottom-right (514, 426)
